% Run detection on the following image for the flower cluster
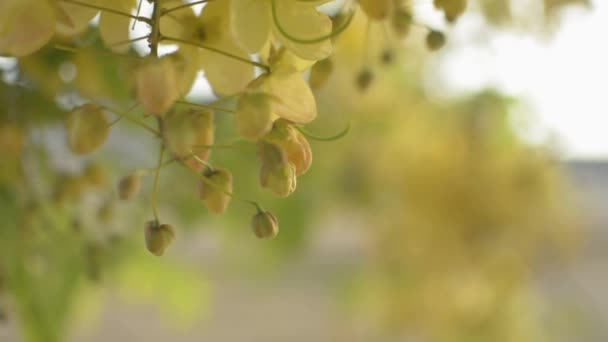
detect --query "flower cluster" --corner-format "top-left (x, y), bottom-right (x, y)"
top-left (0, 0), bottom-right (468, 255)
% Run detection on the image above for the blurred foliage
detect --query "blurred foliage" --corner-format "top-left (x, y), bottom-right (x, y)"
top-left (0, 0), bottom-right (589, 341)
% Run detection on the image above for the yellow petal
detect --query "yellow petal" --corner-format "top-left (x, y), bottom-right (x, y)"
top-left (359, 0), bottom-right (391, 20)
top-left (272, 1), bottom-right (333, 61)
top-left (200, 37), bottom-right (254, 96)
top-left (65, 104), bottom-right (110, 155)
top-left (0, 0), bottom-right (56, 56)
top-left (56, 1), bottom-right (99, 36)
top-left (262, 70), bottom-right (317, 124)
top-left (99, 1), bottom-right (134, 53)
top-left (230, 0), bottom-right (271, 53)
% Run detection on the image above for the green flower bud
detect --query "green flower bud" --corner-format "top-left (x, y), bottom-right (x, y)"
top-left (118, 171), bottom-right (142, 200)
top-left (356, 69), bottom-right (374, 92)
top-left (264, 120), bottom-right (313, 176)
top-left (235, 92), bottom-right (274, 141)
top-left (65, 104), bottom-right (109, 155)
top-left (199, 168), bottom-right (233, 214)
top-left (391, 9), bottom-right (412, 38)
top-left (260, 162), bottom-right (297, 198)
top-left (251, 210), bottom-right (279, 239)
top-left (144, 220), bottom-right (175, 256)
top-left (434, 0), bottom-right (467, 22)
top-left (426, 30), bottom-right (446, 51)
top-left (164, 109), bottom-right (214, 172)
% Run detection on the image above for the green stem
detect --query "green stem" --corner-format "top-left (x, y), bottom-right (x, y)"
top-left (59, 0), bottom-right (151, 24)
top-left (162, 36), bottom-right (270, 72)
top-left (271, 0), bottom-right (355, 44)
top-left (151, 139), bottom-right (165, 222)
top-left (105, 107), bottom-right (161, 136)
top-left (176, 100), bottom-right (235, 114)
top-left (107, 35), bottom-right (150, 48)
top-left (295, 122), bottom-right (351, 141)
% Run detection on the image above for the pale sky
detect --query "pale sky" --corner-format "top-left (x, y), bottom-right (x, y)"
top-left (425, 0), bottom-right (608, 159)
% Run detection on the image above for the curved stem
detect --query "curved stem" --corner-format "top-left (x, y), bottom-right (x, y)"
top-left (151, 138), bottom-right (165, 222)
top-left (59, 0), bottom-right (151, 24)
top-left (162, 36), bottom-right (270, 72)
top-left (271, 0), bottom-right (355, 44)
top-left (176, 100), bottom-right (235, 114)
top-left (296, 122), bottom-right (351, 141)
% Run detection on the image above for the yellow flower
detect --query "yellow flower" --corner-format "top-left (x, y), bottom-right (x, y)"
top-left (230, 0), bottom-right (333, 60)
top-left (161, 2), bottom-right (254, 95)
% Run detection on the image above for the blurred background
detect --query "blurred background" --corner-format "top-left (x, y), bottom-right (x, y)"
top-left (1, 0), bottom-right (607, 341)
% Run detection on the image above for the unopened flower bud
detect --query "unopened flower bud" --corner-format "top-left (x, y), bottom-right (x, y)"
top-left (65, 104), bottom-right (109, 155)
top-left (251, 210), bottom-right (279, 239)
top-left (118, 171), bottom-right (142, 200)
top-left (135, 57), bottom-right (179, 116)
top-left (235, 92), bottom-right (274, 140)
top-left (260, 161), bottom-right (297, 198)
top-left (434, 0), bottom-right (467, 22)
top-left (164, 109), bottom-right (214, 172)
top-left (426, 30), bottom-right (446, 51)
top-left (264, 120), bottom-right (312, 176)
top-left (392, 9), bottom-right (412, 38)
top-left (144, 220), bottom-right (175, 256)
top-left (199, 168), bottom-right (233, 214)
top-left (356, 69), bottom-right (374, 92)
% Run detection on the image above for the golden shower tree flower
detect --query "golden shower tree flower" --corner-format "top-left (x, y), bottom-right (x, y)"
top-left (161, 1), bottom-right (255, 95)
top-left (230, 0), bottom-right (333, 60)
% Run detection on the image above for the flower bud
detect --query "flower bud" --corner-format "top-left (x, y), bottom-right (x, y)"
top-left (359, 0), bottom-right (391, 20)
top-left (391, 9), bottom-right (412, 38)
top-left (426, 30), bottom-right (446, 51)
top-left (135, 57), bottom-right (179, 116)
top-left (258, 142), bottom-right (297, 197)
top-left (260, 162), bottom-right (297, 198)
top-left (356, 69), bottom-right (374, 92)
top-left (65, 104), bottom-right (109, 155)
top-left (251, 210), bottom-right (279, 239)
top-left (118, 171), bottom-right (142, 200)
top-left (199, 168), bottom-right (233, 214)
top-left (264, 120), bottom-right (312, 176)
top-left (309, 58), bottom-right (334, 90)
top-left (164, 109), bottom-right (214, 172)
top-left (235, 92), bottom-right (274, 141)
top-left (434, 0), bottom-right (467, 22)
top-left (145, 220), bottom-right (175, 256)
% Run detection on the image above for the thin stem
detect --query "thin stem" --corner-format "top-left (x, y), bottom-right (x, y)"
top-left (151, 137), bottom-right (165, 222)
top-left (59, 0), bottom-right (151, 24)
top-left (105, 106), bottom-right (160, 136)
top-left (162, 36), bottom-right (271, 72)
top-left (188, 150), bottom-right (215, 172)
top-left (176, 100), bottom-right (235, 114)
top-left (271, 0), bottom-right (355, 44)
top-left (107, 35), bottom-right (150, 48)
top-left (296, 122), bottom-right (351, 142)
top-left (162, 0), bottom-right (211, 15)
top-left (191, 143), bottom-right (257, 151)
top-left (132, 0), bottom-right (144, 29)
top-left (149, 0), bottom-right (162, 56)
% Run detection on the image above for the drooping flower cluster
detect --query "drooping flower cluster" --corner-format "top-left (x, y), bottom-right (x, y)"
top-left (1, 0), bottom-right (469, 255)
